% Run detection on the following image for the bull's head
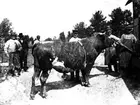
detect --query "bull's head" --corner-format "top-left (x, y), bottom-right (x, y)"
top-left (96, 33), bottom-right (114, 49)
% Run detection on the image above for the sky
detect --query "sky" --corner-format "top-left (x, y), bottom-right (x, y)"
top-left (0, 0), bottom-right (133, 40)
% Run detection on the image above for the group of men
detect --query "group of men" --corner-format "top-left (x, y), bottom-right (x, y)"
top-left (69, 25), bottom-right (137, 77)
top-left (104, 25), bottom-right (137, 77)
top-left (4, 33), bottom-right (41, 76)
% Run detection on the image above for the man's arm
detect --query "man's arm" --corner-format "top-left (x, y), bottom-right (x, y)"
top-left (109, 35), bottom-right (120, 41)
top-left (4, 41), bottom-right (9, 57)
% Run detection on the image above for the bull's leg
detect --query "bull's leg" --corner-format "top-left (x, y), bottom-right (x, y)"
top-left (114, 63), bottom-right (118, 73)
top-left (81, 68), bottom-right (87, 86)
top-left (23, 51), bottom-right (28, 72)
top-left (81, 64), bottom-right (93, 87)
top-left (76, 70), bottom-right (80, 82)
top-left (70, 72), bottom-right (75, 80)
top-left (40, 70), bottom-right (49, 98)
top-left (62, 73), bottom-right (67, 80)
top-left (30, 67), bottom-right (41, 100)
top-left (108, 64), bottom-right (112, 72)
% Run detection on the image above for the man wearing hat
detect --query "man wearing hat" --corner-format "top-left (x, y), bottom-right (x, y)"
top-left (18, 33), bottom-right (29, 72)
top-left (34, 35), bottom-right (40, 45)
top-left (119, 25), bottom-right (137, 77)
top-left (4, 33), bottom-right (22, 76)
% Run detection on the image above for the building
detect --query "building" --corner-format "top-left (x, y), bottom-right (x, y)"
top-left (125, 0), bottom-right (140, 40)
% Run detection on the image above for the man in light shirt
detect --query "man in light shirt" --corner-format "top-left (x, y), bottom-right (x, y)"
top-left (4, 34), bottom-right (22, 76)
top-left (34, 35), bottom-right (40, 45)
top-left (69, 30), bottom-right (81, 42)
top-left (106, 26), bottom-right (120, 42)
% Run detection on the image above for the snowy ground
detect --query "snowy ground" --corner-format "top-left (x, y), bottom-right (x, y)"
top-left (0, 53), bottom-right (138, 105)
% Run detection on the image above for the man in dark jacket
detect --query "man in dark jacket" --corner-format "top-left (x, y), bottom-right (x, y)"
top-left (18, 33), bottom-right (29, 72)
top-left (104, 26), bottom-right (120, 73)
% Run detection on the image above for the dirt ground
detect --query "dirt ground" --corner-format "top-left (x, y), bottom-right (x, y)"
top-left (0, 52), bottom-right (139, 105)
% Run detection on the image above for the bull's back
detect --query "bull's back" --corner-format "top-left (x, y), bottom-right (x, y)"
top-left (58, 42), bottom-right (85, 69)
top-left (33, 43), bottom-right (54, 70)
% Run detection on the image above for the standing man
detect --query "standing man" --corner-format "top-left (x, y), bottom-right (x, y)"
top-left (4, 34), bottom-right (22, 76)
top-left (119, 25), bottom-right (137, 77)
top-left (18, 33), bottom-right (29, 72)
top-left (34, 35), bottom-right (40, 45)
top-left (104, 26), bottom-right (120, 74)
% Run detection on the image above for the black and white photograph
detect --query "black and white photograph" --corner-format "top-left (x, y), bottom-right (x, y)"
top-left (0, 0), bottom-right (140, 105)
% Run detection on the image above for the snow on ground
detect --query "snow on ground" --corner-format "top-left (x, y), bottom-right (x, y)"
top-left (0, 53), bottom-right (138, 105)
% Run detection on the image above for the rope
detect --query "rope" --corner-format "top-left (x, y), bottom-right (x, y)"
top-left (114, 41), bottom-right (134, 54)
top-left (78, 40), bottom-right (87, 67)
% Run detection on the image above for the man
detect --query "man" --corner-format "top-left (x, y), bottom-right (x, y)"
top-left (69, 30), bottom-right (81, 42)
top-left (34, 35), bottom-right (40, 44)
top-left (104, 26), bottom-right (120, 74)
top-left (18, 33), bottom-right (24, 44)
top-left (18, 33), bottom-right (29, 72)
top-left (120, 25), bottom-right (137, 49)
top-left (4, 34), bottom-right (22, 76)
top-left (119, 25), bottom-right (137, 77)
top-left (106, 26), bottom-right (120, 42)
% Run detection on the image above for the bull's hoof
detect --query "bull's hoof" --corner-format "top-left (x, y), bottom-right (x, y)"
top-left (81, 82), bottom-right (90, 87)
top-left (30, 94), bottom-right (35, 100)
top-left (42, 93), bottom-right (47, 98)
top-left (62, 74), bottom-right (69, 80)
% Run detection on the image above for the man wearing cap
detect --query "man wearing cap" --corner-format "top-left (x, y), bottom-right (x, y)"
top-left (4, 34), bottom-right (22, 76)
top-left (104, 26), bottom-right (120, 73)
top-left (69, 30), bottom-right (81, 42)
top-left (18, 33), bottom-right (29, 72)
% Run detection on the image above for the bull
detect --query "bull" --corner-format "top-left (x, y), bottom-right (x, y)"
top-left (30, 33), bottom-right (114, 99)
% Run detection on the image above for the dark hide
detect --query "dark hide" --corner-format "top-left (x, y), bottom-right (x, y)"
top-left (30, 34), bottom-right (113, 99)
top-left (104, 46), bottom-right (119, 73)
top-left (30, 42), bottom-right (55, 99)
top-left (54, 41), bottom-right (86, 70)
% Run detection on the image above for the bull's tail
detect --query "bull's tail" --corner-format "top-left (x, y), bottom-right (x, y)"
top-left (52, 65), bottom-right (73, 73)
